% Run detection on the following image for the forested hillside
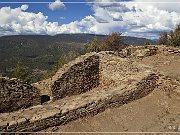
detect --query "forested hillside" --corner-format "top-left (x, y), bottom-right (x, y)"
top-left (0, 34), bottom-right (157, 82)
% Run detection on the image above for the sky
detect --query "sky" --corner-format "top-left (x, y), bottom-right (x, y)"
top-left (0, 0), bottom-right (180, 39)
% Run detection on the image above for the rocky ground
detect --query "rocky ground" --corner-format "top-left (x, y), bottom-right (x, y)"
top-left (0, 45), bottom-right (180, 134)
top-left (42, 46), bottom-right (180, 134)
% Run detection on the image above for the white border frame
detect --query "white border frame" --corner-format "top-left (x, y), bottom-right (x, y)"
top-left (0, 0), bottom-right (180, 134)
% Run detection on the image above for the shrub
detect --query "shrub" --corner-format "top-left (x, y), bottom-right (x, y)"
top-left (13, 61), bottom-right (30, 82)
top-left (159, 32), bottom-right (168, 45)
top-left (144, 41), bottom-right (151, 46)
top-left (85, 32), bottom-right (127, 53)
top-left (159, 24), bottom-right (180, 47)
top-left (84, 37), bottom-right (101, 53)
top-left (103, 32), bottom-right (126, 51)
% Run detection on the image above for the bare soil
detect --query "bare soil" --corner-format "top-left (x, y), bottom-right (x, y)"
top-left (43, 52), bottom-right (180, 134)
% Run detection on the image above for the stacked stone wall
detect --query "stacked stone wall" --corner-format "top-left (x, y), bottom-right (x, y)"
top-left (52, 55), bottom-right (100, 100)
top-left (0, 73), bottom-right (158, 132)
top-left (0, 77), bottom-right (40, 113)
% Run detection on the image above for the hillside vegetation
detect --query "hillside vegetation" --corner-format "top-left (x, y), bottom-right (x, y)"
top-left (159, 24), bottom-right (180, 47)
top-left (0, 34), bottom-right (156, 82)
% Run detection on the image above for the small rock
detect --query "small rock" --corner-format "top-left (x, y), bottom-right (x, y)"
top-left (52, 126), bottom-right (59, 132)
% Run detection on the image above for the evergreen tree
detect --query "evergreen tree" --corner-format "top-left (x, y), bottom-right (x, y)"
top-left (84, 36), bottom-right (100, 53)
top-left (13, 61), bottom-right (30, 82)
top-left (159, 32), bottom-right (168, 45)
top-left (159, 24), bottom-right (180, 47)
top-left (103, 32), bottom-right (126, 51)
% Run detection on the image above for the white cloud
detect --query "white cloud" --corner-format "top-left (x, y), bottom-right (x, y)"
top-left (82, 0), bottom-right (180, 39)
top-left (21, 5), bottom-right (29, 11)
top-left (0, 5), bottom-right (61, 36)
top-left (59, 16), bottom-right (97, 34)
top-left (49, 0), bottom-right (65, 11)
top-left (131, 0), bottom-right (180, 13)
top-left (0, 5), bottom-right (94, 36)
top-left (1, 1), bottom-right (180, 39)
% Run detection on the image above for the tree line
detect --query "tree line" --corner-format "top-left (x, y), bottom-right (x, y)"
top-left (12, 51), bottom-right (80, 83)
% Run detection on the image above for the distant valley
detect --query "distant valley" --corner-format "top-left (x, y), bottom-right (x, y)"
top-left (0, 34), bottom-right (157, 82)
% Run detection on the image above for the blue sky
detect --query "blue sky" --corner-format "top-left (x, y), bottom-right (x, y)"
top-left (0, 1), bottom-right (93, 24)
top-left (0, 0), bottom-right (180, 39)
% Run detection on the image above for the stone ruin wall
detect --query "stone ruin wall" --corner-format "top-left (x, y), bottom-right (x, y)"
top-left (0, 53), bottom-right (101, 113)
top-left (118, 45), bottom-right (180, 58)
top-left (0, 45), bottom-right (166, 132)
top-left (0, 73), bottom-right (158, 132)
top-left (51, 55), bottom-right (100, 100)
top-left (0, 77), bottom-right (41, 113)
top-left (33, 45), bottom-right (180, 101)
top-left (1, 45), bottom-right (179, 113)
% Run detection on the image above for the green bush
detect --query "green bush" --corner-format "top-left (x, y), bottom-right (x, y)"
top-left (103, 32), bottom-right (126, 51)
top-left (84, 32), bottom-right (126, 53)
top-left (13, 61), bottom-right (31, 83)
top-left (84, 37), bottom-right (101, 53)
top-left (144, 41), bottom-right (151, 46)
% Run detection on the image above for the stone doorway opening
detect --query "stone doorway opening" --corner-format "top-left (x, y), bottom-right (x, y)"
top-left (41, 95), bottom-right (50, 104)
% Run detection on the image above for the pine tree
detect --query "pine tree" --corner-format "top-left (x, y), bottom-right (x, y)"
top-left (159, 32), bottom-right (168, 45)
top-left (13, 61), bottom-right (30, 82)
top-left (84, 36), bottom-right (100, 53)
top-left (159, 24), bottom-right (180, 47)
top-left (103, 32), bottom-right (126, 51)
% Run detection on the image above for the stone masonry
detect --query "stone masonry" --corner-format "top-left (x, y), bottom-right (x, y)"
top-left (52, 55), bottom-right (100, 100)
top-left (0, 72), bottom-right (158, 132)
top-left (0, 45), bottom-right (179, 132)
top-left (33, 45), bottom-right (180, 100)
top-left (0, 77), bottom-right (40, 113)
top-left (33, 53), bottom-right (100, 100)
